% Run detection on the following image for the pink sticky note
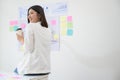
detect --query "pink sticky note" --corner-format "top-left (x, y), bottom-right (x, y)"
top-left (67, 16), bottom-right (72, 22)
top-left (51, 20), bottom-right (56, 26)
top-left (20, 23), bottom-right (26, 29)
top-left (12, 76), bottom-right (21, 79)
top-left (10, 20), bottom-right (18, 26)
top-left (0, 74), bottom-right (5, 77)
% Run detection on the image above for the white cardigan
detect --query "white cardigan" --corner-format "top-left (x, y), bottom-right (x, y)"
top-left (17, 22), bottom-right (51, 74)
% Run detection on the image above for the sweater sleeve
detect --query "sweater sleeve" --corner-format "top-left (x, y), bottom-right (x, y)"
top-left (24, 25), bottom-right (34, 53)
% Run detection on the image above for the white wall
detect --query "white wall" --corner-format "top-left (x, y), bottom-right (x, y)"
top-left (0, 0), bottom-right (120, 80)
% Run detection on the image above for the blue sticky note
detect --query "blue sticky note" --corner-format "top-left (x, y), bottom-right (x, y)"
top-left (13, 26), bottom-right (19, 31)
top-left (67, 29), bottom-right (73, 36)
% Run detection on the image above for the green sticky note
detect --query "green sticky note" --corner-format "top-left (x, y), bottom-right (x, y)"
top-left (9, 26), bottom-right (14, 31)
top-left (67, 22), bottom-right (73, 28)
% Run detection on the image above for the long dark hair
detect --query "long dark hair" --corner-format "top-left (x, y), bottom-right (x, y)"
top-left (27, 5), bottom-right (48, 28)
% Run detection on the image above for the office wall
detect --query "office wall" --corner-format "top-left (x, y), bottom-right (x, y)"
top-left (0, 0), bottom-right (120, 80)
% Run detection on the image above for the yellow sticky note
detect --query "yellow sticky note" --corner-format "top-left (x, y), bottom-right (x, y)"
top-left (61, 29), bottom-right (67, 36)
top-left (54, 34), bottom-right (59, 40)
top-left (60, 16), bottom-right (66, 22)
top-left (60, 22), bottom-right (67, 27)
top-left (19, 45), bottom-right (25, 51)
top-left (7, 78), bottom-right (15, 80)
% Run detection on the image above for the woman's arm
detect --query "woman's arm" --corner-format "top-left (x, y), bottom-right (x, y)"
top-left (24, 26), bottom-right (34, 53)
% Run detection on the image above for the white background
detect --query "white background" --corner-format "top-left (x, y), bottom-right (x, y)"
top-left (0, 0), bottom-right (120, 80)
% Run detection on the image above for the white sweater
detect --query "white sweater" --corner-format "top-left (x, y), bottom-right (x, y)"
top-left (17, 22), bottom-right (51, 74)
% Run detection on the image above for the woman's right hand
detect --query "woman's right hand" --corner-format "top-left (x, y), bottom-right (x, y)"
top-left (16, 33), bottom-right (24, 44)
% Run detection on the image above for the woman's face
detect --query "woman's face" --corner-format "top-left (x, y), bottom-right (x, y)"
top-left (28, 9), bottom-right (40, 23)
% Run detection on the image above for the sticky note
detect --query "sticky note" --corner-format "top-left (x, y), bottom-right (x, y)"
top-left (13, 26), bottom-right (19, 31)
top-left (67, 29), bottom-right (73, 36)
top-left (60, 22), bottom-right (67, 27)
top-left (20, 45), bottom-right (25, 51)
top-left (67, 16), bottom-right (72, 22)
top-left (51, 20), bottom-right (56, 26)
top-left (60, 16), bottom-right (66, 22)
top-left (61, 29), bottom-right (67, 36)
top-left (20, 23), bottom-right (26, 29)
top-left (53, 34), bottom-right (59, 40)
top-left (0, 74), bottom-right (5, 77)
top-left (67, 22), bottom-right (73, 28)
top-left (9, 26), bottom-right (14, 31)
top-left (10, 20), bottom-right (18, 26)
top-left (7, 77), bottom-right (15, 80)
top-left (12, 76), bottom-right (21, 79)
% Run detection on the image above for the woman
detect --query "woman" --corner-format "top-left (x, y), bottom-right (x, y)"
top-left (16, 5), bottom-right (51, 80)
